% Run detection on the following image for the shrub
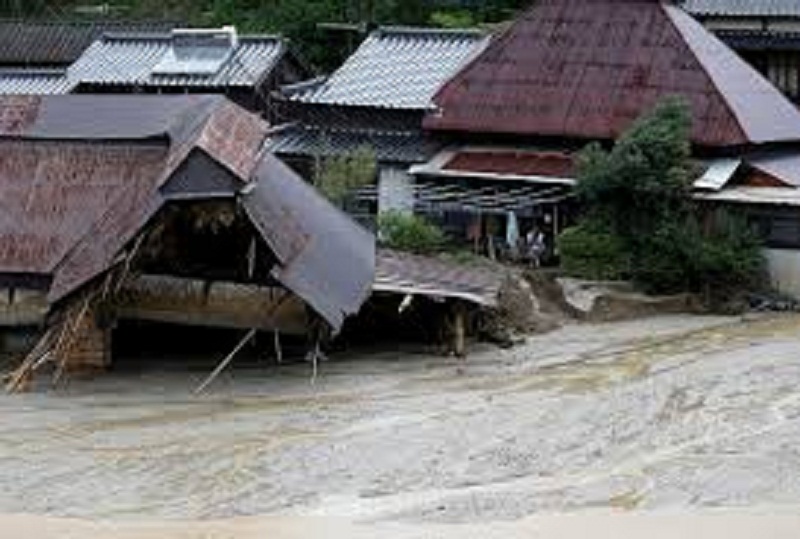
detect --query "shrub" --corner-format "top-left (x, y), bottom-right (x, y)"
top-left (315, 145), bottom-right (377, 208)
top-left (558, 223), bottom-right (630, 281)
top-left (561, 98), bottom-right (764, 305)
top-left (378, 211), bottom-right (445, 254)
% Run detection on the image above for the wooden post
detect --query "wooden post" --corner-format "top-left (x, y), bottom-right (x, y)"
top-left (453, 301), bottom-right (467, 359)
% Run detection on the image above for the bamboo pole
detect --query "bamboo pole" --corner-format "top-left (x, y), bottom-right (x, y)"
top-left (193, 328), bottom-right (257, 395)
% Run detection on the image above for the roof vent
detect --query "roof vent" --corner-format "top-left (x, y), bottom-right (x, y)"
top-left (153, 26), bottom-right (238, 76)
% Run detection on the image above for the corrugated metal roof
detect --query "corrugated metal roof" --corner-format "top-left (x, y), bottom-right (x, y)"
top-left (0, 95), bottom-right (267, 299)
top-left (70, 33), bottom-right (287, 88)
top-left (443, 150), bottom-right (575, 178)
top-left (746, 151), bottom-right (800, 187)
top-left (268, 124), bottom-right (435, 163)
top-left (695, 186), bottom-right (800, 205)
top-left (682, 0), bottom-right (800, 18)
top-left (427, 0), bottom-right (800, 147)
top-left (243, 155), bottom-right (375, 332)
top-left (0, 141), bottom-right (167, 277)
top-left (0, 94), bottom-right (222, 140)
top-left (374, 249), bottom-right (505, 308)
top-left (0, 19), bottom-right (177, 65)
top-left (284, 27), bottom-right (489, 110)
top-left (0, 68), bottom-right (76, 95)
top-left (0, 94), bottom-right (370, 329)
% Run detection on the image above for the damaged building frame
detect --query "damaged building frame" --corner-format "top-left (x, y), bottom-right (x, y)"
top-left (0, 94), bottom-right (374, 388)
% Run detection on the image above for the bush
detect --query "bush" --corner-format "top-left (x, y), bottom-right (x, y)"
top-left (629, 210), bottom-right (763, 295)
top-left (558, 223), bottom-right (630, 280)
top-left (316, 145), bottom-right (377, 208)
top-left (378, 212), bottom-right (445, 254)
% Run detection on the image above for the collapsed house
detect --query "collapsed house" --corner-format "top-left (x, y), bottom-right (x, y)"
top-left (0, 94), bottom-right (374, 386)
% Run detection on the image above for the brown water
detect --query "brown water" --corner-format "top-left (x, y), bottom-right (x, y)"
top-left (1, 314), bottom-right (800, 525)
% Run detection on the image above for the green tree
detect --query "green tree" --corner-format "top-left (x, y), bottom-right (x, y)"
top-left (315, 145), bottom-right (377, 208)
top-left (560, 98), bottom-right (764, 302)
top-left (378, 211), bottom-right (445, 254)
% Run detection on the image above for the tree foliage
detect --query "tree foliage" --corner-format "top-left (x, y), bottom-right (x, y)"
top-left (378, 211), bottom-right (445, 254)
top-left (315, 145), bottom-right (377, 208)
top-left (7, 1), bottom-right (526, 68)
top-left (560, 98), bottom-right (764, 302)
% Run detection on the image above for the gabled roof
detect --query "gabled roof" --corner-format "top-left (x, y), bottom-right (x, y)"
top-left (426, 0), bottom-right (800, 148)
top-left (69, 31), bottom-right (288, 88)
top-left (682, 0), bottom-right (800, 18)
top-left (0, 95), bottom-right (266, 298)
top-left (0, 68), bottom-right (75, 94)
top-left (0, 19), bottom-right (177, 66)
top-left (0, 94), bottom-right (373, 330)
top-left (284, 27), bottom-right (489, 110)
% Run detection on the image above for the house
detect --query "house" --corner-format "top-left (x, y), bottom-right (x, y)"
top-left (0, 95), bottom-right (374, 378)
top-left (681, 0), bottom-right (800, 101)
top-left (272, 27), bottom-right (490, 224)
top-left (67, 27), bottom-right (310, 118)
top-left (419, 0), bottom-right (800, 292)
top-left (0, 19), bottom-right (177, 67)
top-left (0, 19), bottom-right (176, 94)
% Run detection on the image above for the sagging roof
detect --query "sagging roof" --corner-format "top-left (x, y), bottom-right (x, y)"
top-left (0, 19), bottom-right (177, 66)
top-left (682, 0), bottom-right (800, 18)
top-left (0, 68), bottom-right (76, 94)
top-left (243, 156), bottom-right (375, 331)
top-left (426, 0), bottom-right (800, 148)
top-left (69, 29), bottom-right (289, 88)
top-left (0, 95), bottom-right (265, 293)
top-left (0, 94), bottom-right (373, 332)
top-left (283, 27), bottom-right (490, 110)
top-left (374, 249), bottom-right (505, 308)
top-left (268, 124), bottom-right (436, 163)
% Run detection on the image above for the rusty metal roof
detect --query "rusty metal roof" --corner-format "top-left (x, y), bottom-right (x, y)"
top-left (0, 94), bottom-right (373, 329)
top-left (443, 149), bottom-right (575, 179)
top-left (426, 0), bottom-right (800, 148)
top-left (0, 95), bottom-right (265, 295)
top-left (243, 155), bottom-right (375, 332)
top-left (0, 19), bottom-right (177, 66)
top-left (0, 141), bottom-right (167, 277)
top-left (374, 249), bottom-right (505, 308)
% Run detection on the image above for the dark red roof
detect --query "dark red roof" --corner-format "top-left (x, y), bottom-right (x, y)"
top-left (426, 0), bottom-right (800, 148)
top-left (0, 95), bottom-right (268, 302)
top-left (443, 150), bottom-right (574, 178)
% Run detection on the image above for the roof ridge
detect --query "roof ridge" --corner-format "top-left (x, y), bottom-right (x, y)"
top-left (665, 3), bottom-right (800, 144)
top-left (100, 30), bottom-right (284, 43)
top-left (0, 67), bottom-right (67, 75)
top-left (375, 25), bottom-right (486, 38)
top-left (660, 2), bottom-right (749, 144)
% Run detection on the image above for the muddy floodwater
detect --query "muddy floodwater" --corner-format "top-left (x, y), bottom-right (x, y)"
top-left (2, 314), bottom-right (800, 524)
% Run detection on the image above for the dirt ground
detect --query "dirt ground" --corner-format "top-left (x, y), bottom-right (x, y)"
top-left (2, 313), bottom-right (800, 531)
